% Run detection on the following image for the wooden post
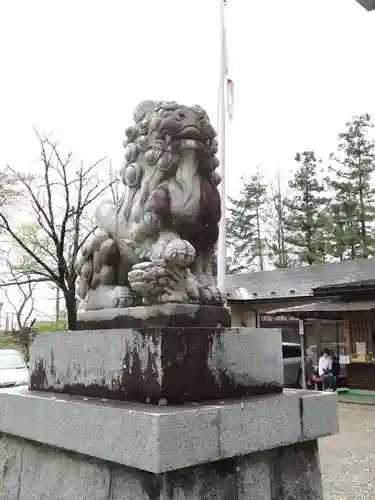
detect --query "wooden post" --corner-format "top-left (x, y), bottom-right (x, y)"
top-left (299, 318), bottom-right (307, 390)
top-left (315, 319), bottom-right (322, 367)
top-left (343, 314), bottom-right (350, 360)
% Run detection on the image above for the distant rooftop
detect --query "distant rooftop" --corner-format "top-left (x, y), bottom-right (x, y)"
top-left (313, 278), bottom-right (375, 294)
top-left (226, 259), bottom-right (375, 301)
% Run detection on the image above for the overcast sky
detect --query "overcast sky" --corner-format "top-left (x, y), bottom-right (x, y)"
top-left (0, 0), bottom-right (374, 322)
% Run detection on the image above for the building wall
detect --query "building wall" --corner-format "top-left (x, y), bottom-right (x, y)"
top-left (230, 299), bottom-right (315, 329)
top-left (230, 303), bottom-right (258, 327)
top-left (229, 300), bottom-right (345, 357)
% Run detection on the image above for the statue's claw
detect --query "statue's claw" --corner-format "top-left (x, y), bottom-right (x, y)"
top-left (163, 239), bottom-right (195, 267)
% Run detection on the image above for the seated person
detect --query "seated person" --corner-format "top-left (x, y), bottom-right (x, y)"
top-left (318, 349), bottom-right (337, 392)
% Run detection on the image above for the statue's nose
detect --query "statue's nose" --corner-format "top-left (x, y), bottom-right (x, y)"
top-left (160, 108), bottom-right (204, 135)
top-left (176, 108), bottom-right (203, 128)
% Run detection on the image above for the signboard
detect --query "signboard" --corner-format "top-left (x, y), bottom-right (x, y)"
top-left (261, 315), bottom-right (291, 322)
top-left (356, 342), bottom-right (367, 355)
top-left (339, 355), bottom-right (350, 365)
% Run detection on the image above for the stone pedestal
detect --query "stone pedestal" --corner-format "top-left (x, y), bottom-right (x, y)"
top-left (0, 304), bottom-right (339, 498)
top-left (0, 388), bottom-right (338, 499)
top-left (29, 306), bottom-right (284, 404)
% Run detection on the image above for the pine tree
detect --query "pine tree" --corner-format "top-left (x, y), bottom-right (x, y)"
top-left (327, 114), bottom-right (375, 259)
top-left (284, 151), bottom-right (329, 265)
top-left (227, 172), bottom-right (267, 271)
top-left (265, 169), bottom-right (294, 268)
top-left (325, 185), bottom-right (359, 260)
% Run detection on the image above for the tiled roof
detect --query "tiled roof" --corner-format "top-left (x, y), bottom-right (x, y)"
top-left (313, 278), bottom-right (375, 294)
top-left (226, 259), bottom-right (375, 301)
top-left (266, 300), bottom-right (375, 315)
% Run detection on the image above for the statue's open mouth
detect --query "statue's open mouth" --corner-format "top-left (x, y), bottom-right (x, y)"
top-left (165, 126), bottom-right (213, 148)
top-left (177, 125), bottom-right (203, 140)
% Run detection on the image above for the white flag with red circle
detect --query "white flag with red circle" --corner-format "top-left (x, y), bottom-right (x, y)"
top-left (223, 1), bottom-right (234, 121)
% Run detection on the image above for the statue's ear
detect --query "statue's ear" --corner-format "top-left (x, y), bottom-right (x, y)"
top-left (133, 100), bottom-right (156, 124)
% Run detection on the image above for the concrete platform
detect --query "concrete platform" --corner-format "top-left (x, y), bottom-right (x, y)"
top-left (0, 387), bottom-right (339, 474)
top-left (29, 326), bottom-right (284, 404)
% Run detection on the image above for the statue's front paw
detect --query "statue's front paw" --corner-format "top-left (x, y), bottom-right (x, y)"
top-left (128, 262), bottom-right (157, 298)
top-left (163, 239), bottom-right (195, 267)
top-left (83, 285), bottom-right (135, 310)
top-left (112, 286), bottom-right (138, 308)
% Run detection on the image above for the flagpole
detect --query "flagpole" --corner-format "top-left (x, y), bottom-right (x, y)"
top-left (217, 0), bottom-right (227, 294)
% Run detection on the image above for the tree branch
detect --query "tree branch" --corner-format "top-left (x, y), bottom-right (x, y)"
top-left (35, 131), bottom-right (59, 243)
top-left (0, 214), bottom-right (59, 282)
top-left (1, 131), bottom-right (112, 330)
top-left (4, 166), bottom-right (57, 243)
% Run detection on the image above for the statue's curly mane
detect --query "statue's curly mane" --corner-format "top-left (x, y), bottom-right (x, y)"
top-left (110, 100), bottom-right (221, 253)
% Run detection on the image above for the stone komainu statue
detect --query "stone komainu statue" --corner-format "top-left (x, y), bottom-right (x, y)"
top-left (75, 100), bottom-right (223, 310)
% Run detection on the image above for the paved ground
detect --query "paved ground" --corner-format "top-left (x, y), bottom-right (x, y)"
top-left (319, 403), bottom-right (375, 500)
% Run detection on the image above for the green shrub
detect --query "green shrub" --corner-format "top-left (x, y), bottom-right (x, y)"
top-left (33, 320), bottom-right (68, 333)
top-left (0, 333), bottom-right (21, 350)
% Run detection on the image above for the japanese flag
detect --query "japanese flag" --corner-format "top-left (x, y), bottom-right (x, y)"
top-left (226, 78), bottom-right (234, 121)
top-left (223, 1), bottom-right (234, 121)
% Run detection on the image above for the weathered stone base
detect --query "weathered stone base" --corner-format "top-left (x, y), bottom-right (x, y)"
top-left (0, 433), bottom-right (324, 499)
top-left (29, 325), bottom-right (284, 404)
top-left (0, 388), bottom-right (338, 473)
top-left (0, 389), bottom-right (338, 499)
top-left (76, 304), bottom-right (232, 330)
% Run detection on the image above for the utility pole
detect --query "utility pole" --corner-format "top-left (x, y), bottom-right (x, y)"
top-left (299, 319), bottom-right (307, 390)
top-left (217, 0), bottom-right (227, 294)
top-left (55, 286), bottom-right (60, 324)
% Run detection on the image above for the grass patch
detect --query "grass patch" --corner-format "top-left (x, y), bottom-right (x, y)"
top-left (0, 333), bottom-right (21, 350)
top-left (339, 390), bottom-right (375, 405)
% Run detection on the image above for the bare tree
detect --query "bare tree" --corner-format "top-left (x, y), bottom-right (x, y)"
top-left (0, 251), bottom-right (37, 331)
top-left (0, 169), bottom-right (6, 208)
top-left (0, 168), bottom-right (18, 223)
top-left (108, 160), bottom-right (122, 205)
top-left (0, 131), bottom-right (112, 330)
top-left (0, 249), bottom-right (38, 358)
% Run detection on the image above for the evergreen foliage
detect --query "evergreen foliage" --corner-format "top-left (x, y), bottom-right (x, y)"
top-left (227, 172), bottom-right (267, 271)
top-left (284, 151), bottom-right (329, 265)
top-left (327, 114), bottom-right (375, 259)
top-left (219, 114), bottom-right (375, 272)
top-left (265, 169), bottom-right (293, 268)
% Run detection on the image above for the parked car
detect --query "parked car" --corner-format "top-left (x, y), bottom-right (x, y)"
top-left (282, 342), bottom-right (314, 388)
top-left (0, 349), bottom-right (28, 389)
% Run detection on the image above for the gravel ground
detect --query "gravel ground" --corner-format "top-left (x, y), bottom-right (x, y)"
top-left (319, 403), bottom-right (375, 500)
